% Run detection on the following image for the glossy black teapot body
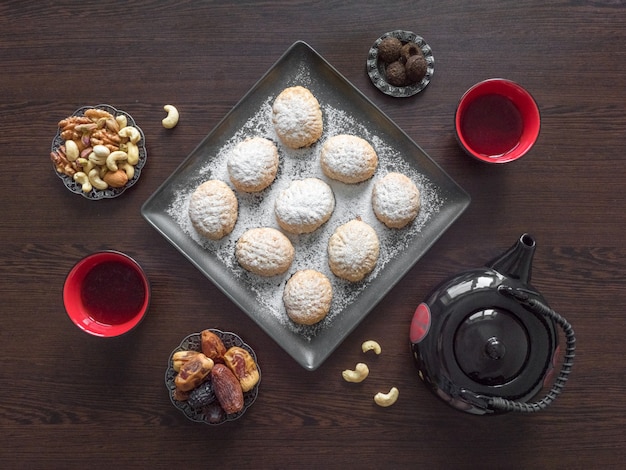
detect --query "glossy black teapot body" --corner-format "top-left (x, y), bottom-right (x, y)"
top-left (410, 234), bottom-right (573, 415)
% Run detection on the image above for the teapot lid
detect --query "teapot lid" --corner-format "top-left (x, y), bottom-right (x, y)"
top-left (454, 308), bottom-right (529, 386)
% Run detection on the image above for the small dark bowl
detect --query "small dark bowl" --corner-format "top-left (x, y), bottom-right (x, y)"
top-left (366, 30), bottom-right (435, 98)
top-left (165, 329), bottom-right (261, 425)
top-left (51, 104), bottom-right (147, 199)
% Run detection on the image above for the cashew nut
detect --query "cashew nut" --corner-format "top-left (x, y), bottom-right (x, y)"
top-left (362, 340), bottom-right (382, 355)
top-left (162, 104), bottom-right (179, 129)
top-left (125, 141), bottom-right (139, 165)
top-left (115, 114), bottom-right (128, 129)
top-left (118, 126), bottom-right (141, 144)
top-left (374, 387), bottom-right (399, 407)
top-left (118, 161), bottom-right (135, 180)
top-left (105, 150), bottom-right (128, 171)
top-left (65, 139), bottom-right (79, 162)
top-left (76, 157), bottom-right (95, 174)
top-left (88, 151), bottom-right (107, 166)
top-left (342, 363), bottom-right (369, 383)
top-left (73, 172), bottom-right (92, 193)
top-left (88, 168), bottom-right (108, 190)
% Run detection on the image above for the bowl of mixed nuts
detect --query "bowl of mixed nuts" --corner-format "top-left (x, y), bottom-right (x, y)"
top-left (50, 104), bottom-right (147, 199)
top-left (165, 329), bottom-right (261, 425)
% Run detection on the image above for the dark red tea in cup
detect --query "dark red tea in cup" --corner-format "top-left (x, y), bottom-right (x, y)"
top-left (455, 79), bottom-right (540, 163)
top-left (63, 251), bottom-right (150, 337)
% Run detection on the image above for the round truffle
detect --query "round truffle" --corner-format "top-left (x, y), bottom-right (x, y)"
top-left (385, 61), bottom-right (407, 87)
top-left (405, 54), bottom-right (427, 83)
top-left (400, 41), bottom-right (423, 63)
top-left (377, 37), bottom-right (402, 63)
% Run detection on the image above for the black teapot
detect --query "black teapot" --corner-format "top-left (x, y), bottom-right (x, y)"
top-left (410, 234), bottom-right (575, 415)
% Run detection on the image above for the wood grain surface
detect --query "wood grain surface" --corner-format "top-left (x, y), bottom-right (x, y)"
top-left (1, 1), bottom-right (625, 468)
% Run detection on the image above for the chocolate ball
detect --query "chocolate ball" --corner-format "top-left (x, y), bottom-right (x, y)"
top-left (385, 61), bottom-right (407, 87)
top-left (400, 41), bottom-right (423, 63)
top-left (405, 54), bottom-right (427, 83)
top-left (378, 37), bottom-right (402, 63)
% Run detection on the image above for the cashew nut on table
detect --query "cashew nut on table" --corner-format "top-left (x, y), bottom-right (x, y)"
top-left (342, 363), bottom-right (370, 383)
top-left (361, 340), bottom-right (382, 355)
top-left (374, 387), bottom-right (399, 407)
top-left (162, 104), bottom-right (179, 129)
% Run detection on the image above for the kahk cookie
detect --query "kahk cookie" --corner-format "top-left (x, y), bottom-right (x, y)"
top-left (283, 270), bottom-right (333, 326)
top-left (235, 227), bottom-right (295, 276)
top-left (227, 137), bottom-right (279, 193)
top-left (327, 219), bottom-right (380, 282)
top-left (274, 178), bottom-right (335, 234)
top-left (320, 134), bottom-right (378, 184)
top-left (272, 86), bottom-right (323, 149)
top-left (188, 179), bottom-right (238, 240)
top-left (371, 172), bottom-right (421, 229)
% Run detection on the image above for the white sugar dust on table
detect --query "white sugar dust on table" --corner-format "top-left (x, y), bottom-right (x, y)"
top-left (167, 96), bottom-right (444, 341)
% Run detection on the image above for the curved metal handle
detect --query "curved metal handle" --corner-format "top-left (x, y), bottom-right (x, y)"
top-left (492, 286), bottom-right (576, 413)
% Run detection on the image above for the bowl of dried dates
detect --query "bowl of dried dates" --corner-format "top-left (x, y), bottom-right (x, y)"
top-left (165, 329), bottom-right (261, 425)
top-left (50, 104), bottom-right (147, 200)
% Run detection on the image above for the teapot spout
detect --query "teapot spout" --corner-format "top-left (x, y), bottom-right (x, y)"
top-left (487, 233), bottom-right (536, 284)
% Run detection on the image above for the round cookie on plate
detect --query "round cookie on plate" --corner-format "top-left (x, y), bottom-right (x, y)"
top-left (227, 137), bottom-right (279, 192)
top-left (274, 178), bottom-right (335, 234)
top-left (235, 227), bottom-right (295, 277)
top-left (188, 179), bottom-right (238, 240)
top-left (371, 172), bottom-right (421, 229)
top-left (327, 218), bottom-right (380, 282)
top-left (320, 134), bottom-right (378, 184)
top-left (283, 269), bottom-right (333, 326)
top-left (272, 86), bottom-right (323, 149)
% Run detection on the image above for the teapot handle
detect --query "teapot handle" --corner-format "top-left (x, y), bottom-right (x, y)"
top-left (490, 286), bottom-right (576, 413)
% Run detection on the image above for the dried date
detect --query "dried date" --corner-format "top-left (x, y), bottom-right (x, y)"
top-left (174, 353), bottom-right (214, 392)
top-left (223, 346), bottom-right (260, 392)
top-left (201, 330), bottom-right (227, 362)
top-left (211, 363), bottom-right (244, 414)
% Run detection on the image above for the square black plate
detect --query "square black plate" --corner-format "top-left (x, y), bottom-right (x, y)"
top-left (141, 41), bottom-right (470, 370)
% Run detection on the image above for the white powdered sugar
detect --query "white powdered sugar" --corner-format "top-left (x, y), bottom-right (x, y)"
top-left (166, 88), bottom-right (444, 341)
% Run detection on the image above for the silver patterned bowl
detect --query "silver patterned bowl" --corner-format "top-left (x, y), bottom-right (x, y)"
top-left (51, 104), bottom-right (147, 199)
top-left (366, 30), bottom-right (435, 98)
top-left (165, 329), bottom-right (261, 425)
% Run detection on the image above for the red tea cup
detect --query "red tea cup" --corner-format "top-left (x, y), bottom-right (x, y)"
top-left (63, 251), bottom-right (150, 337)
top-left (455, 79), bottom-right (540, 163)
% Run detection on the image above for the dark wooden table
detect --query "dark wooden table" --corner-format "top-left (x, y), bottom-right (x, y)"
top-left (2, 1), bottom-right (625, 468)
